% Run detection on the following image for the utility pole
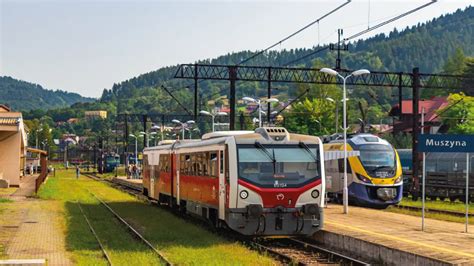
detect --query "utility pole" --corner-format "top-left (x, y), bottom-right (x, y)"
top-left (229, 66), bottom-right (237, 130)
top-left (124, 114), bottom-right (129, 167)
top-left (329, 29), bottom-right (349, 70)
top-left (411, 67), bottom-right (421, 199)
top-left (194, 63), bottom-right (199, 121)
top-left (142, 114), bottom-right (147, 148)
top-left (267, 67), bottom-right (272, 124)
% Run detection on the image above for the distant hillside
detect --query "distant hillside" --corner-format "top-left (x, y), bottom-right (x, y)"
top-left (0, 76), bottom-right (94, 111)
top-left (101, 6), bottom-right (474, 112)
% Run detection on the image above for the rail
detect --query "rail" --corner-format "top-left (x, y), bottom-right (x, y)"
top-left (76, 201), bottom-right (113, 266)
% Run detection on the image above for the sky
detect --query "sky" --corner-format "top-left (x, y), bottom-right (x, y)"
top-left (0, 0), bottom-right (472, 98)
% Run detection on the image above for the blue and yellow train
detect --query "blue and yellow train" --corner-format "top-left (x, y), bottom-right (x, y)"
top-left (324, 133), bottom-right (403, 209)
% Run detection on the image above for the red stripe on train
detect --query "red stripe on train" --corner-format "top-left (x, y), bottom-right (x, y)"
top-left (238, 179), bottom-right (322, 208)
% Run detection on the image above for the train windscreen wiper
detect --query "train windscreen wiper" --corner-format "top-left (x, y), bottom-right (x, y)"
top-left (254, 141), bottom-right (275, 163)
top-left (299, 141), bottom-right (318, 162)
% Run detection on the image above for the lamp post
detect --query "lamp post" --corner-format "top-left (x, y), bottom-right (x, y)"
top-left (129, 134), bottom-right (138, 166)
top-left (149, 132), bottom-right (158, 146)
top-left (139, 131), bottom-right (151, 147)
top-left (199, 110), bottom-right (227, 132)
top-left (242, 97), bottom-right (279, 127)
top-left (172, 119), bottom-right (195, 139)
top-left (314, 119), bottom-right (322, 132)
top-left (320, 68), bottom-right (370, 214)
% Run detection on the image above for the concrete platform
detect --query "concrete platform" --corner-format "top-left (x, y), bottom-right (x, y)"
top-left (111, 176), bottom-right (143, 191)
top-left (314, 204), bottom-right (474, 265)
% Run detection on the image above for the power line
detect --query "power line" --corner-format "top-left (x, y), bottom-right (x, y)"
top-left (195, 1), bottom-right (351, 100)
top-left (282, 0), bottom-right (437, 67)
top-left (344, 0), bottom-right (437, 41)
top-left (237, 0), bottom-right (351, 66)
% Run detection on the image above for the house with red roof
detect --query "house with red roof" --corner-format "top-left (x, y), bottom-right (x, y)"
top-left (389, 97), bottom-right (449, 134)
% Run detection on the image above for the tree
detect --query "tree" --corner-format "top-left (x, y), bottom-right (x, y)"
top-left (440, 93), bottom-right (474, 134)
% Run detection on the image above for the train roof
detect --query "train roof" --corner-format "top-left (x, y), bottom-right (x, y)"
top-left (325, 133), bottom-right (391, 146)
top-left (144, 127), bottom-right (321, 153)
top-left (201, 130), bottom-right (254, 140)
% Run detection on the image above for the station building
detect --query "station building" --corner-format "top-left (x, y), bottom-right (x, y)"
top-left (0, 104), bottom-right (28, 187)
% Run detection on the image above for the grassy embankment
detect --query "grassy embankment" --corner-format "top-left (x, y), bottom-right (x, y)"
top-left (38, 170), bottom-right (275, 265)
top-left (386, 197), bottom-right (474, 224)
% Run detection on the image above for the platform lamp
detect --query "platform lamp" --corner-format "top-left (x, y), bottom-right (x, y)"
top-left (199, 110), bottom-right (227, 132)
top-left (320, 68), bottom-right (370, 214)
top-left (172, 119), bottom-right (195, 139)
top-left (129, 134), bottom-right (138, 166)
top-left (242, 97), bottom-right (279, 127)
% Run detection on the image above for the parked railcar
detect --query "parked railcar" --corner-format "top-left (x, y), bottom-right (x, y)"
top-left (324, 134), bottom-right (403, 209)
top-left (399, 151), bottom-right (474, 202)
top-left (142, 127), bottom-right (325, 236)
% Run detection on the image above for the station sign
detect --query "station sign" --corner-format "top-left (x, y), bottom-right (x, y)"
top-left (417, 134), bottom-right (474, 153)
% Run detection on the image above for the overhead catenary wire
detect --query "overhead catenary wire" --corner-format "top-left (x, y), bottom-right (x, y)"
top-left (237, 0), bottom-right (351, 66)
top-left (185, 0), bottom-right (352, 100)
top-left (344, 0), bottom-right (437, 41)
top-left (282, 0), bottom-right (438, 67)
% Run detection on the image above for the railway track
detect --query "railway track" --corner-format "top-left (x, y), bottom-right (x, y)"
top-left (80, 173), bottom-right (172, 265)
top-left (83, 173), bottom-right (370, 265)
top-left (76, 201), bottom-right (113, 266)
top-left (252, 238), bottom-right (369, 265)
top-left (393, 204), bottom-right (473, 218)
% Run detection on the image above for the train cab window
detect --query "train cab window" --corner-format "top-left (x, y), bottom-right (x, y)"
top-left (237, 145), bottom-right (320, 188)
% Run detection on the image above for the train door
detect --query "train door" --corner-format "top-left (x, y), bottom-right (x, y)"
top-left (150, 164), bottom-right (155, 198)
top-left (218, 149), bottom-right (226, 220)
top-left (176, 153), bottom-right (180, 205)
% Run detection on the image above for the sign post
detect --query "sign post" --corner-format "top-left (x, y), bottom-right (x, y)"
top-left (466, 153), bottom-right (470, 233)
top-left (421, 108), bottom-right (426, 231)
top-left (417, 134), bottom-right (474, 232)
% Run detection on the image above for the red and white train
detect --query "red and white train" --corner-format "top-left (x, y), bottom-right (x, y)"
top-left (142, 127), bottom-right (325, 236)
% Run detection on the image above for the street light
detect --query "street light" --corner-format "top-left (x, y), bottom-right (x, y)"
top-left (139, 131), bottom-right (150, 148)
top-left (172, 119), bottom-right (195, 139)
top-left (149, 132), bottom-right (158, 146)
top-left (129, 134), bottom-right (138, 166)
top-left (314, 119), bottom-right (322, 132)
top-left (320, 67), bottom-right (370, 214)
top-left (242, 97), bottom-right (279, 127)
top-left (200, 110), bottom-right (227, 132)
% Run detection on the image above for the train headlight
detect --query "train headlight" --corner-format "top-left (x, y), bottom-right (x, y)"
top-left (394, 176), bottom-right (403, 184)
top-left (311, 190), bottom-right (320, 199)
top-left (239, 190), bottom-right (249, 199)
top-left (356, 174), bottom-right (373, 184)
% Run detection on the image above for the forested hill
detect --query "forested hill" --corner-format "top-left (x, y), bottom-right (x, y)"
top-left (0, 76), bottom-right (94, 111)
top-left (102, 6), bottom-right (473, 107)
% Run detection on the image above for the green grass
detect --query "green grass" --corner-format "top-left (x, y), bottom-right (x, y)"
top-left (93, 167), bottom-right (127, 180)
top-left (38, 170), bottom-right (275, 265)
top-left (398, 197), bottom-right (474, 214)
top-left (39, 171), bottom-right (163, 266)
top-left (386, 206), bottom-right (474, 224)
top-left (0, 198), bottom-right (13, 203)
top-left (384, 196), bottom-right (474, 224)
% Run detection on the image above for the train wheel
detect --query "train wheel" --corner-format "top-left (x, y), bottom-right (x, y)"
top-left (449, 196), bottom-right (457, 202)
top-left (439, 197), bottom-right (446, 201)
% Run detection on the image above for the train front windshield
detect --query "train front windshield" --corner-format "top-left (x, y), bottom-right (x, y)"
top-left (237, 145), bottom-right (320, 188)
top-left (358, 144), bottom-right (396, 174)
